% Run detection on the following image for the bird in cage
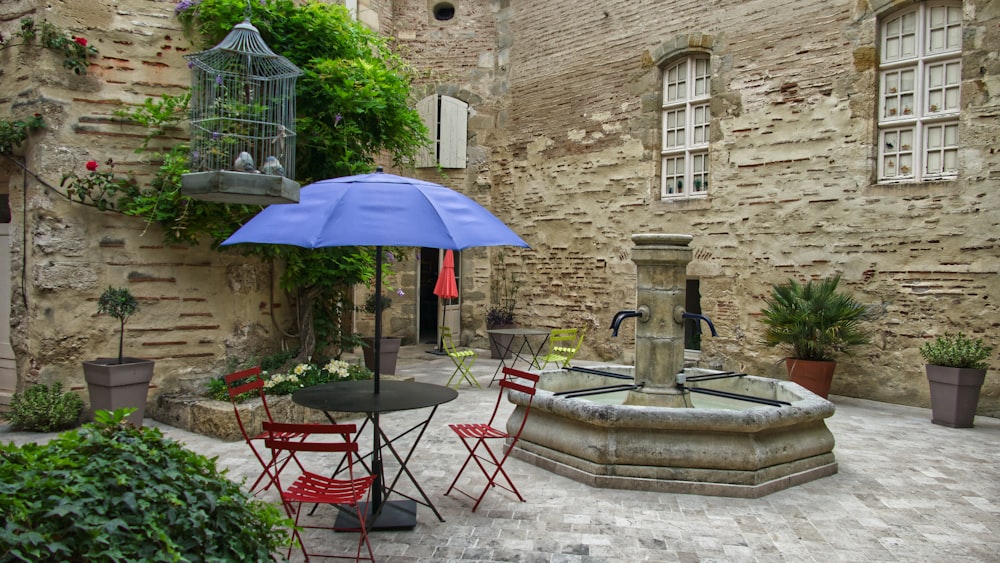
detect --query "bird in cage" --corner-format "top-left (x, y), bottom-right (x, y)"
top-left (233, 151), bottom-right (256, 172)
top-left (260, 156), bottom-right (284, 176)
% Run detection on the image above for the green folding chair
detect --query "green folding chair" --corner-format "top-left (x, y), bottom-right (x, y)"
top-left (442, 326), bottom-right (481, 388)
top-left (536, 327), bottom-right (585, 369)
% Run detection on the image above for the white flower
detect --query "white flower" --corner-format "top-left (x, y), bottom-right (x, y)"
top-left (293, 364), bottom-right (309, 376)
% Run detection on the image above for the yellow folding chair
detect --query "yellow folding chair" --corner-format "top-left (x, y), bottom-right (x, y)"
top-left (536, 327), bottom-right (585, 369)
top-left (442, 326), bottom-right (481, 388)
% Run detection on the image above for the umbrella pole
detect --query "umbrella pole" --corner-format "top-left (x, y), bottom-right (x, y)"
top-left (372, 246), bottom-right (384, 512)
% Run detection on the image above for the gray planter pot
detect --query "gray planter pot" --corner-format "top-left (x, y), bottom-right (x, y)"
top-left (83, 358), bottom-right (155, 427)
top-left (362, 337), bottom-right (401, 375)
top-left (926, 364), bottom-right (987, 428)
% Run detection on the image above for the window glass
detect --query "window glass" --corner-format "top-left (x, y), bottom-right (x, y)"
top-left (660, 56), bottom-right (710, 199)
top-left (877, 3), bottom-right (961, 183)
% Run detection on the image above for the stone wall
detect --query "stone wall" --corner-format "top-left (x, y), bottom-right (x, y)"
top-left (2, 0), bottom-right (997, 420)
top-left (465, 0), bottom-right (999, 415)
top-left (0, 0), bottom-right (292, 400)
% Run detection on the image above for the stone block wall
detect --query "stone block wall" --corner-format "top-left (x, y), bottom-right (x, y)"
top-left (0, 0), bottom-right (291, 401)
top-left (464, 0), bottom-right (999, 415)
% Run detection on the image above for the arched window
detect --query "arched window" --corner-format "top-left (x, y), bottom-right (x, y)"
top-left (877, 3), bottom-right (962, 182)
top-left (661, 56), bottom-right (710, 199)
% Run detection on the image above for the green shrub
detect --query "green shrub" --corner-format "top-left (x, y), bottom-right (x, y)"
top-left (0, 409), bottom-right (290, 561)
top-left (919, 332), bottom-right (994, 370)
top-left (8, 381), bottom-right (83, 432)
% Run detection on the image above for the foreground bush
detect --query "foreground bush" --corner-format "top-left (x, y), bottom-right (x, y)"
top-left (0, 409), bottom-right (290, 561)
top-left (8, 382), bottom-right (83, 432)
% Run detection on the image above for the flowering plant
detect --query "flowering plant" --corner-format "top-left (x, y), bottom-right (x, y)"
top-left (208, 359), bottom-right (372, 402)
top-left (61, 159), bottom-right (139, 212)
top-left (2, 18), bottom-right (99, 75)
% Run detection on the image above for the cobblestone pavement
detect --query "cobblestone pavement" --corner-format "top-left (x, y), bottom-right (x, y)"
top-left (4, 344), bottom-right (999, 562)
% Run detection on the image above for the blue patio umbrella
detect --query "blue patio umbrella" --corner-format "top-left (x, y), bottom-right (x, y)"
top-left (221, 168), bottom-right (528, 522)
top-left (222, 167), bottom-right (528, 382)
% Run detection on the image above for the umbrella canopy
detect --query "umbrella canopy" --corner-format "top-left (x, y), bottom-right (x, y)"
top-left (432, 249), bottom-right (459, 301)
top-left (222, 170), bottom-right (528, 250)
top-left (222, 169), bottom-right (528, 389)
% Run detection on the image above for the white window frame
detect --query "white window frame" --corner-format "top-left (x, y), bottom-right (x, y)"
top-left (660, 56), bottom-right (710, 199)
top-left (877, 3), bottom-right (962, 183)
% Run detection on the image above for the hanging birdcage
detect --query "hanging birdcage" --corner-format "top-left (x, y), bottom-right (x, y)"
top-left (181, 19), bottom-right (303, 204)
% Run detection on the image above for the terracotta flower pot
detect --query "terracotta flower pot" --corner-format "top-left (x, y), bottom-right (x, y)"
top-left (785, 358), bottom-right (837, 398)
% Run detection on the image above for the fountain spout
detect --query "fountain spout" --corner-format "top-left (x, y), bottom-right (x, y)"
top-left (610, 307), bottom-right (647, 336)
top-left (682, 312), bottom-right (718, 337)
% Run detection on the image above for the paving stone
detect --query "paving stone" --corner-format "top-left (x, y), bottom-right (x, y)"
top-left (3, 344), bottom-right (999, 562)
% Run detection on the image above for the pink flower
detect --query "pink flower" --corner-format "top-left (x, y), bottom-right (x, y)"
top-left (85, 160), bottom-right (98, 171)
top-left (74, 37), bottom-right (88, 47)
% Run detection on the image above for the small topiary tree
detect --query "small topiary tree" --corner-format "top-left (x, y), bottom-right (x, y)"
top-left (0, 409), bottom-right (291, 561)
top-left (8, 381), bottom-right (83, 432)
top-left (96, 286), bottom-right (139, 364)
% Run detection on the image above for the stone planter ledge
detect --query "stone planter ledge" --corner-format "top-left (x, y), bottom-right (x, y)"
top-left (148, 374), bottom-right (414, 442)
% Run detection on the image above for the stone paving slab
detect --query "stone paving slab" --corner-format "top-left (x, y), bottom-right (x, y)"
top-left (3, 344), bottom-right (999, 562)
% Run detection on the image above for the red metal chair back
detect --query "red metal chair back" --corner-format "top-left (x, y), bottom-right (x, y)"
top-left (445, 366), bottom-right (540, 511)
top-left (262, 421), bottom-right (376, 562)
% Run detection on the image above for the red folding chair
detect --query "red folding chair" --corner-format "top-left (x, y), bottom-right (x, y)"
top-left (223, 366), bottom-right (308, 495)
top-left (263, 422), bottom-right (377, 562)
top-left (444, 366), bottom-right (540, 511)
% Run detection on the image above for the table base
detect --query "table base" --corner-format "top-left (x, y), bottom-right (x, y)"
top-left (335, 499), bottom-right (417, 531)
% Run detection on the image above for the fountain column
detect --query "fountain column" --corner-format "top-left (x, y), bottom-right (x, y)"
top-left (625, 233), bottom-right (692, 408)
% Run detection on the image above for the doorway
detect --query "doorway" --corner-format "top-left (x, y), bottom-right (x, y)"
top-left (418, 248), bottom-right (461, 345)
top-left (418, 248), bottom-right (440, 344)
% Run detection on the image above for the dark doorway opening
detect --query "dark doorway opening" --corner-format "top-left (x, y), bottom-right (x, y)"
top-left (419, 247), bottom-right (440, 344)
top-left (685, 279), bottom-right (702, 351)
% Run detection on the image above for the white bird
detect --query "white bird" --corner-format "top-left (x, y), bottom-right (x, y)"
top-left (260, 156), bottom-right (284, 176)
top-left (233, 151), bottom-right (256, 172)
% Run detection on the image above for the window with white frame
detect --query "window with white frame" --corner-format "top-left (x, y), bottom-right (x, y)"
top-left (661, 56), bottom-right (710, 199)
top-left (878, 3), bottom-right (962, 182)
top-left (415, 94), bottom-right (468, 169)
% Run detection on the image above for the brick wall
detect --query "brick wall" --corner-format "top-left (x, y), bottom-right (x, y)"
top-left (0, 0), bottom-right (289, 396)
top-left (465, 0), bottom-right (999, 414)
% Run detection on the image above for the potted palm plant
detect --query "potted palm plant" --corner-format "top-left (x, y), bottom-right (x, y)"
top-left (760, 275), bottom-right (870, 398)
top-left (919, 332), bottom-right (993, 428)
top-left (83, 286), bottom-right (155, 426)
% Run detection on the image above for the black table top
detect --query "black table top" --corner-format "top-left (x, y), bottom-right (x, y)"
top-left (292, 379), bottom-right (458, 414)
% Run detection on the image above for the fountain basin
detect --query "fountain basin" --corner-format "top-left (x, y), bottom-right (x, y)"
top-left (506, 367), bottom-right (837, 498)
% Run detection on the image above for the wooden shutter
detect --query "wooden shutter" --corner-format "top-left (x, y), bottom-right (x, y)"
top-left (438, 95), bottom-right (468, 169)
top-left (415, 95), bottom-right (437, 168)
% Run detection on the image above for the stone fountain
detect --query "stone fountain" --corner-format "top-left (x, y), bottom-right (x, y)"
top-left (505, 234), bottom-right (837, 498)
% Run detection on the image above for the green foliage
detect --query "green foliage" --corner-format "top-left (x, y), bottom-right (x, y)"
top-left (62, 158), bottom-right (139, 212)
top-left (487, 250), bottom-right (521, 327)
top-left (0, 113), bottom-right (44, 156)
top-left (0, 408), bottom-right (290, 561)
top-left (919, 332), bottom-right (994, 370)
top-left (206, 359), bottom-right (372, 402)
top-left (761, 275), bottom-right (871, 361)
top-left (97, 286), bottom-right (139, 364)
top-left (3, 17), bottom-right (99, 75)
top-left (8, 382), bottom-right (83, 432)
top-left (176, 0), bottom-right (428, 182)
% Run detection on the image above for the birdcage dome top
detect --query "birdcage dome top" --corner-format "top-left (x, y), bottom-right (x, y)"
top-left (184, 20), bottom-right (303, 80)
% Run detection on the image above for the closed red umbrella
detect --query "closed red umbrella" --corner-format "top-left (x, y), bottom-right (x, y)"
top-left (433, 250), bottom-right (459, 302)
